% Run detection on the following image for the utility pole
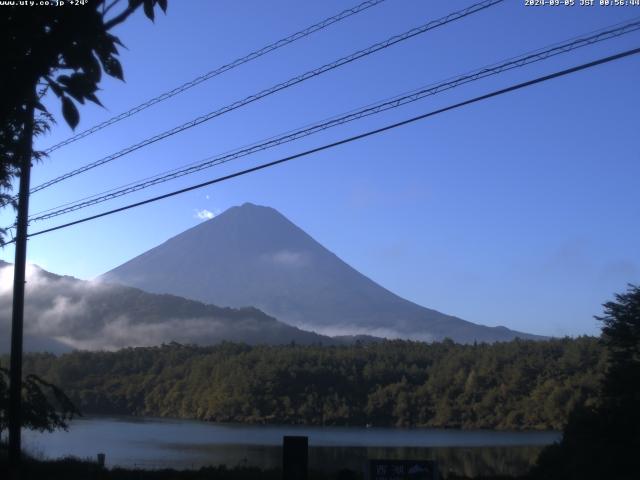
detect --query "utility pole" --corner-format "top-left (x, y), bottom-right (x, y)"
top-left (8, 91), bottom-right (35, 476)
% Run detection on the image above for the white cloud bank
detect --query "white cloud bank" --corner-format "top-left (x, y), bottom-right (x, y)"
top-left (0, 263), bottom-right (292, 352)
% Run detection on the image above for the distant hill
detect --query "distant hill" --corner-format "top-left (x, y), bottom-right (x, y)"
top-left (0, 260), bottom-right (338, 353)
top-left (101, 203), bottom-right (542, 343)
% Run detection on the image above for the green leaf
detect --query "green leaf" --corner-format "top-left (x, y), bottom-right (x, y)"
top-left (86, 92), bottom-right (104, 107)
top-left (84, 53), bottom-right (102, 83)
top-left (58, 72), bottom-right (99, 104)
top-left (94, 34), bottom-right (118, 64)
top-left (103, 56), bottom-right (124, 81)
top-left (143, 0), bottom-right (155, 21)
top-left (48, 79), bottom-right (63, 98)
top-left (107, 33), bottom-right (125, 49)
top-left (61, 96), bottom-right (79, 130)
top-left (56, 75), bottom-right (72, 87)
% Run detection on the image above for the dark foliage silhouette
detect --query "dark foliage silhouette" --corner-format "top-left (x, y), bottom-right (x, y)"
top-left (533, 285), bottom-right (640, 480)
top-left (0, 367), bottom-right (79, 437)
top-left (0, 0), bottom-right (168, 241)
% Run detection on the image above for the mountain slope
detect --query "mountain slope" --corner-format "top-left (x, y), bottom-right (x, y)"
top-left (0, 260), bottom-right (335, 353)
top-left (101, 203), bottom-right (541, 343)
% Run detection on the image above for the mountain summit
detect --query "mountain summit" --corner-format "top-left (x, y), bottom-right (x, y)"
top-left (101, 203), bottom-right (540, 343)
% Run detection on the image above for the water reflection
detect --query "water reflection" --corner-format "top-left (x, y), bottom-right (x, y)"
top-left (164, 444), bottom-right (545, 477)
top-left (23, 416), bottom-right (557, 477)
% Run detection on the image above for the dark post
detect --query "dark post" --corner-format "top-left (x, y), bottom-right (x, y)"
top-left (8, 93), bottom-right (35, 475)
top-left (282, 435), bottom-right (308, 480)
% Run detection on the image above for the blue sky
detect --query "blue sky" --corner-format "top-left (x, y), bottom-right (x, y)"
top-left (1, 0), bottom-right (639, 337)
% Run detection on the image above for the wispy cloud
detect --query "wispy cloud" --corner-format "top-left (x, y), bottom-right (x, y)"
top-left (263, 250), bottom-right (310, 267)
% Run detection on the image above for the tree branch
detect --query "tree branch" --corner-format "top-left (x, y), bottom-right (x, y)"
top-left (103, 0), bottom-right (122, 17)
top-left (104, 0), bottom-right (143, 31)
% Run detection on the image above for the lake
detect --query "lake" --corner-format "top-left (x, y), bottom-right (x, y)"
top-left (22, 416), bottom-right (560, 477)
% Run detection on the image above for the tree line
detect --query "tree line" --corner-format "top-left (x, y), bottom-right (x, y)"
top-left (2, 336), bottom-right (605, 431)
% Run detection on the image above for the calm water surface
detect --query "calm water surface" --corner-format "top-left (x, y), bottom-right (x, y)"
top-left (23, 416), bottom-right (560, 477)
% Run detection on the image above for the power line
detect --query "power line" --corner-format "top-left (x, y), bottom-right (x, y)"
top-left (43, 0), bottom-right (389, 154)
top-left (32, 15), bottom-right (640, 220)
top-left (26, 18), bottom-right (640, 223)
top-left (5, 45), bottom-right (636, 247)
top-left (29, 0), bottom-right (504, 195)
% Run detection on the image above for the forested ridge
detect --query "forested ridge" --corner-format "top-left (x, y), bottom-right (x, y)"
top-left (7, 337), bottom-right (605, 430)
